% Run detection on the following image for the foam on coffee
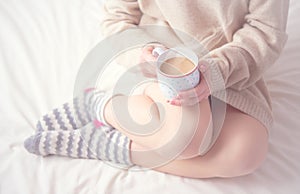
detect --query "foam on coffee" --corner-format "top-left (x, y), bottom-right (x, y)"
top-left (160, 57), bottom-right (195, 76)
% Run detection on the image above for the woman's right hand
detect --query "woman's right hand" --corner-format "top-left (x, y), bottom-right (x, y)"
top-left (139, 43), bottom-right (166, 78)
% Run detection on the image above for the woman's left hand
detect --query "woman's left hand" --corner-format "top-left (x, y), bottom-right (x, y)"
top-left (168, 61), bottom-right (211, 106)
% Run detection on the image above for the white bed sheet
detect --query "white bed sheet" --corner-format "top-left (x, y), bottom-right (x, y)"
top-left (0, 0), bottom-right (299, 193)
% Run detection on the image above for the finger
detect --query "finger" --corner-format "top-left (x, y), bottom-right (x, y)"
top-left (169, 99), bottom-right (181, 106)
top-left (141, 46), bottom-right (157, 61)
top-left (145, 53), bottom-right (158, 62)
top-left (143, 72), bottom-right (157, 78)
top-left (170, 94), bottom-right (199, 106)
top-left (196, 90), bottom-right (210, 102)
top-left (142, 45), bottom-right (155, 52)
top-left (143, 67), bottom-right (157, 77)
top-left (142, 45), bottom-right (167, 62)
top-left (171, 90), bottom-right (209, 106)
top-left (178, 84), bottom-right (206, 99)
top-left (180, 90), bottom-right (210, 106)
top-left (198, 60), bottom-right (210, 73)
top-left (177, 97), bottom-right (199, 106)
top-left (179, 87), bottom-right (210, 105)
top-left (139, 64), bottom-right (157, 78)
top-left (178, 73), bottom-right (209, 99)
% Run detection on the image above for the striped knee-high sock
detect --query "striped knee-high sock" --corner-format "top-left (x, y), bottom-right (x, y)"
top-left (24, 122), bottom-right (133, 166)
top-left (36, 91), bottom-right (93, 132)
top-left (84, 88), bottom-right (116, 126)
top-left (36, 88), bottom-right (110, 132)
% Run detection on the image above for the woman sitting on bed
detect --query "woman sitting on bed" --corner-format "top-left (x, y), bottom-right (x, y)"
top-left (24, 0), bottom-right (289, 178)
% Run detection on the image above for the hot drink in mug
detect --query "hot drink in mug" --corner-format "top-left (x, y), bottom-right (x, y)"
top-left (153, 47), bottom-right (200, 99)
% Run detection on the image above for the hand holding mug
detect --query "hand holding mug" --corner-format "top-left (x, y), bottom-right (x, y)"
top-left (170, 60), bottom-right (211, 106)
top-left (154, 47), bottom-right (204, 103)
top-left (140, 45), bottom-right (211, 106)
top-left (138, 43), bottom-right (167, 78)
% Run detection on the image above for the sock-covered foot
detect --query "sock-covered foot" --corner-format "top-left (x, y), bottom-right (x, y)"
top-left (24, 134), bottom-right (42, 155)
top-left (24, 122), bottom-right (133, 166)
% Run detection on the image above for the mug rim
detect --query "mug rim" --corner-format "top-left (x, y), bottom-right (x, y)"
top-left (158, 60), bottom-right (199, 78)
top-left (157, 48), bottom-right (199, 78)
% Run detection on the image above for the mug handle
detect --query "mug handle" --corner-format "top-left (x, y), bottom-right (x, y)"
top-left (152, 47), bottom-right (166, 57)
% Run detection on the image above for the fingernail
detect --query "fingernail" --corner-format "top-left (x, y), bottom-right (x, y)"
top-left (152, 52), bottom-right (159, 57)
top-left (200, 65), bottom-right (206, 71)
top-left (169, 99), bottom-right (175, 104)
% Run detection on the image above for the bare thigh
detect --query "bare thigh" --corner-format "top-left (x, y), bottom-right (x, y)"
top-left (142, 82), bottom-right (213, 159)
top-left (106, 82), bottom-right (269, 178)
top-left (143, 104), bottom-right (269, 178)
top-left (105, 82), bottom-right (212, 160)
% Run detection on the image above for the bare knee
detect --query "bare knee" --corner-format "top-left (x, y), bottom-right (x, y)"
top-left (225, 143), bottom-right (268, 177)
top-left (127, 95), bottom-right (160, 125)
top-left (106, 95), bottom-right (160, 127)
top-left (217, 128), bottom-right (269, 177)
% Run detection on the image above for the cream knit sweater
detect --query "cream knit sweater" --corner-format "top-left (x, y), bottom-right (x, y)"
top-left (101, 0), bottom-right (289, 130)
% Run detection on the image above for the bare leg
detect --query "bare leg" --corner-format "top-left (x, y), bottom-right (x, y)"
top-left (104, 83), bottom-right (212, 160)
top-left (104, 83), bottom-right (268, 178)
top-left (144, 105), bottom-right (269, 178)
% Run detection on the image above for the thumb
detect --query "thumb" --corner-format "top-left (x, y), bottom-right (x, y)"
top-left (142, 46), bottom-right (158, 62)
top-left (198, 60), bottom-right (209, 73)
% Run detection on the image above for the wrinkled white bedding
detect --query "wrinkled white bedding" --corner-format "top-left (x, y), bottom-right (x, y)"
top-left (0, 0), bottom-right (300, 193)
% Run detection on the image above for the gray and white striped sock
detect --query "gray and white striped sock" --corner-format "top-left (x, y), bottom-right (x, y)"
top-left (84, 89), bottom-right (117, 127)
top-left (36, 90), bottom-right (96, 132)
top-left (35, 88), bottom-right (115, 132)
top-left (24, 122), bottom-right (133, 166)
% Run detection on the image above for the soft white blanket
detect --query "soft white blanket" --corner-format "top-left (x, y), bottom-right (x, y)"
top-left (0, 0), bottom-right (299, 193)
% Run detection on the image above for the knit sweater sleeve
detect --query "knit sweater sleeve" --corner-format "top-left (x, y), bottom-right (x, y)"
top-left (204, 0), bottom-right (289, 92)
top-left (101, 0), bottom-right (157, 43)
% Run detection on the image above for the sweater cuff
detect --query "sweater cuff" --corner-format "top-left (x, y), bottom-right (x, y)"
top-left (202, 58), bottom-right (226, 95)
